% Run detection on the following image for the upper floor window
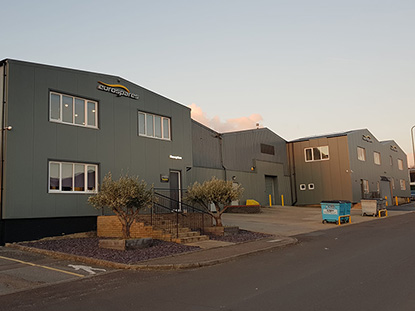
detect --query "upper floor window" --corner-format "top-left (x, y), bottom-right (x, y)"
top-left (260, 144), bottom-right (275, 155)
top-left (374, 152), bottom-right (381, 165)
top-left (398, 159), bottom-right (404, 170)
top-left (304, 146), bottom-right (329, 162)
top-left (138, 112), bottom-right (170, 140)
top-left (49, 161), bottom-right (98, 193)
top-left (357, 147), bottom-right (366, 161)
top-left (50, 92), bottom-right (98, 128)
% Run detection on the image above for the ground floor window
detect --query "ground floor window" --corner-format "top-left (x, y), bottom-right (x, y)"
top-left (362, 179), bottom-right (369, 194)
top-left (400, 179), bottom-right (406, 190)
top-left (49, 161), bottom-right (98, 193)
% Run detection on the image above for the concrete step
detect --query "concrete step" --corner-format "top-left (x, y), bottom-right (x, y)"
top-left (175, 235), bottom-right (209, 244)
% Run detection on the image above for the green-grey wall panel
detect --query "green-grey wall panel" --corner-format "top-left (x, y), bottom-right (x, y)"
top-left (3, 60), bottom-right (192, 219)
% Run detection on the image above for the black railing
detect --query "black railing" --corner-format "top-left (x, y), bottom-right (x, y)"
top-left (145, 189), bottom-right (211, 239)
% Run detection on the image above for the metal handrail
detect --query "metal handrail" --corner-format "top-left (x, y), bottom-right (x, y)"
top-left (145, 190), bottom-right (210, 239)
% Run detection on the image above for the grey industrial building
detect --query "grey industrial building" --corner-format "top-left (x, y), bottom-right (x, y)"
top-left (0, 59), bottom-right (410, 244)
top-left (288, 129), bottom-right (410, 206)
top-left (190, 121), bottom-right (292, 207)
top-left (0, 59), bottom-right (292, 243)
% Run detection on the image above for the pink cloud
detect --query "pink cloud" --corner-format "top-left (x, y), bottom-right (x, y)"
top-left (189, 103), bottom-right (263, 133)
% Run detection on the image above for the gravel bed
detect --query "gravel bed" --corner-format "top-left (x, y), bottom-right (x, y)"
top-left (20, 238), bottom-right (200, 265)
top-left (19, 230), bottom-right (271, 265)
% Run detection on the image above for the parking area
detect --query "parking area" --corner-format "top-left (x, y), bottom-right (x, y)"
top-left (222, 204), bottom-right (415, 236)
top-left (0, 247), bottom-right (114, 296)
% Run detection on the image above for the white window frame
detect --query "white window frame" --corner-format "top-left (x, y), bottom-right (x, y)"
top-left (49, 161), bottom-right (98, 193)
top-left (357, 147), bottom-right (366, 161)
top-left (299, 184), bottom-right (306, 191)
top-left (138, 111), bottom-right (171, 140)
top-left (398, 159), bottom-right (404, 170)
top-left (50, 92), bottom-right (98, 129)
top-left (304, 146), bottom-right (329, 162)
top-left (373, 152), bottom-right (381, 165)
top-left (308, 183), bottom-right (315, 190)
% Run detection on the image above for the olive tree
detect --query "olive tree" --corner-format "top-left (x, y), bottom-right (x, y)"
top-left (88, 173), bottom-right (153, 239)
top-left (186, 177), bottom-right (243, 226)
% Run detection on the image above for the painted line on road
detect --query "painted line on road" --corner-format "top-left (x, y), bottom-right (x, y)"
top-left (0, 255), bottom-right (85, 278)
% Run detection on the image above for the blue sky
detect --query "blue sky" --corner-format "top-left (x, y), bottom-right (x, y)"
top-left (2, 0), bottom-right (415, 165)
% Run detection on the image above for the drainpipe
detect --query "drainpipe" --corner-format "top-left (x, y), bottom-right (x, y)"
top-left (217, 134), bottom-right (227, 180)
top-left (0, 61), bottom-right (7, 245)
top-left (288, 143), bottom-right (297, 205)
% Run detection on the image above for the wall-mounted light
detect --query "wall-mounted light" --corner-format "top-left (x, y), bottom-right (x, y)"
top-left (250, 166), bottom-right (255, 171)
top-left (3, 126), bottom-right (12, 131)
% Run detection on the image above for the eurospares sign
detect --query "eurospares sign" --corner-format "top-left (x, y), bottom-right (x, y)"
top-left (97, 81), bottom-right (139, 100)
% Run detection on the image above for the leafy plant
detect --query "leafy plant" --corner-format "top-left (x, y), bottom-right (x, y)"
top-left (88, 173), bottom-right (153, 239)
top-left (186, 177), bottom-right (243, 226)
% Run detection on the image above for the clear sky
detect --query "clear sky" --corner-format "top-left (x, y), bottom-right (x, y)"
top-left (2, 0), bottom-right (414, 166)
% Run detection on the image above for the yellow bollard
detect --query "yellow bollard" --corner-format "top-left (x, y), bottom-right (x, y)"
top-left (269, 194), bottom-right (272, 207)
top-left (395, 196), bottom-right (398, 206)
top-left (281, 195), bottom-right (284, 206)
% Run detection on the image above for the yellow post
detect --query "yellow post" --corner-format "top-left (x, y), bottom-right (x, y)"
top-left (385, 196), bottom-right (388, 207)
top-left (269, 194), bottom-right (272, 207)
top-left (395, 196), bottom-right (398, 206)
top-left (281, 195), bottom-right (284, 206)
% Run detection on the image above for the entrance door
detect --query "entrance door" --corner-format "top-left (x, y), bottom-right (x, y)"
top-left (169, 171), bottom-right (181, 211)
top-left (380, 179), bottom-right (392, 206)
top-left (265, 176), bottom-right (278, 206)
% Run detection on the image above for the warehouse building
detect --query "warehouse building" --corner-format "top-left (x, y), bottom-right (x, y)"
top-left (0, 59), bottom-right (294, 243)
top-left (288, 129), bottom-right (410, 206)
top-left (0, 59), bottom-right (194, 243)
top-left (190, 121), bottom-right (292, 206)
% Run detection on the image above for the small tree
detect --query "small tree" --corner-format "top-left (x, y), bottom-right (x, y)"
top-left (186, 177), bottom-right (243, 226)
top-left (88, 173), bottom-right (153, 239)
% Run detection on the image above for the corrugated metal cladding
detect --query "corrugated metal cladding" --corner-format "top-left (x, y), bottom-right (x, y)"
top-left (191, 120), bottom-right (222, 169)
top-left (288, 128), bottom-right (410, 205)
top-left (346, 129), bottom-right (410, 203)
top-left (222, 128), bottom-right (289, 175)
top-left (191, 124), bottom-right (292, 206)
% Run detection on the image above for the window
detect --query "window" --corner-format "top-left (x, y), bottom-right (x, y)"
top-left (304, 146), bottom-right (329, 162)
top-left (50, 92), bottom-right (98, 128)
top-left (390, 156), bottom-right (393, 166)
top-left (362, 179), bottom-right (369, 194)
top-left (261, 144), bottom-right (275, 155)
top-left (374, 152), bottom-right (381, 165)
top-left (308, 183), bottom-right (315, 190)
top-left (357, 147), bottom-right (366, 161)
top-left (138, 112), bottom-right (170, 140)
top-left (400, 179), bottom-right (406, 190)
top-left (49, 161), bottom-right (97, 193)
top-left (398, 159), bottom-right (404, 170)
top-left (299, 184), bottom-right (306, 191)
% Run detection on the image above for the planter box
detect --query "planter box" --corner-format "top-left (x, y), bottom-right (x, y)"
top-left (99, 238), bottom-right (153, 251)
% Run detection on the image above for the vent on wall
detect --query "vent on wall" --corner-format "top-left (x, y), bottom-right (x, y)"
top-left (261, 143), bottom-right (275, 155)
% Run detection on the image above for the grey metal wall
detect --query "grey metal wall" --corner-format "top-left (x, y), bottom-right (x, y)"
top-left (191, 124), bottom-right (292, 206)
top-left (191, 121), bottom-right (222, 169)
top-left (346, 129), bottom-right (410, 202)
top-left (288, 136), bottom-right (353, 205)
top-left (3, 60), bottom-right (193, 219)
top-left (222, 128), bottom-right (289, 175)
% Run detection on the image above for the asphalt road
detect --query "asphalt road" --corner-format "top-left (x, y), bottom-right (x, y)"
top-left (2, 212), bottom-right (415, 311)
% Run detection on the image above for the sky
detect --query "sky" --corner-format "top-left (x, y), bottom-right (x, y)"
top-left (1, 0), bottom-right (414, 166)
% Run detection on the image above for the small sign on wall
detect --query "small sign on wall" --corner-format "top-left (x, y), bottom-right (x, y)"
top-left (160, 175), bottom-right (169, 183)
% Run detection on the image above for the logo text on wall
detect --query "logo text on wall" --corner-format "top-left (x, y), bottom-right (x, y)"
top-left (97, 81), bottom-right (139, 100)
